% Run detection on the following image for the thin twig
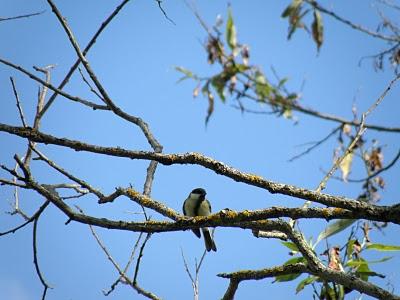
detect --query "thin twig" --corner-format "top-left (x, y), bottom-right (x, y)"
top-left (155, 0), bottom-right (176, 25)
top-left (40, 0), bottom-right (131, 117)
top-left (9, 77), bottom-right (27, 127)
top-left (289, 125), bottom-right (342, 162)
top-left (305, 0), bottom-right (399, 42)
top-left (349, 148), bottom-right (400, 182)
top-left (0, 178), bottom-right (27, 188)
top-left (32, 205), bottom-right (53, 299)
top-left (0, 11), bottom-right (45, 22)
top-left (31, 146), bottom-right (105, 198)
top-left (75, 206), bottom-right (158, 298)
top-left (132, 233), bottom-right (160, 300)
top-left (0, 58), bottom-right (108, 111)
top-left (24, 65), bottom-right (54, 165)
top-left (47, 0), bottom-right (162, 151)
top-left (316, 116), bottom-right (366, 193)
top-left (233, 87), bottom-right (400, 133)
top-left (180, 247), bottom-right (208, 300)
top-left (78, 67), bottom-right (104, 101)
top-left (315, 74), bottom-right (400, 192)
top-left (103, 232), bottom-right (144, 296)
top-left (81, 208), bottom-right (133, 283)
top-left (0, 200), bottom-right (50, 236)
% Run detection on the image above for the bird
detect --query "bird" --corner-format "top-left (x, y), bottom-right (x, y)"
top-left (183, 188), bottom-right (217, 252)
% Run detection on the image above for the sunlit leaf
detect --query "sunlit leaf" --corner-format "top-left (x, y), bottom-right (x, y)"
top-left (278, 77), bottom-right (288, 88)
top-left (274, 272), bottom-right (302, 282)
top-left (356, 271), bottom-right (385, 279)
top-left (352, 258), bottom-right (371, 281)
top-left (175, 66), bottom-right (194, 80)
top-left (211, 75), bottom-right (226, 102)
top-left (284, 256), bottom-right (307, 265)
top-left (226, 7), bottom-right (237, 51)
top-left (202, 83), bottom-right (214, 125)
top-left (283, 108), bottom-right (293, 119)
top-left (340, 151), bottom-right (354, 182)
top-left (287, 7), bottom-right (309, 40)
top-left (312, 9), bottom-right (323, 51)
top-left (296, 276), bottom-right (317, 293)
top-left (346, 239), bottom-right (361, 260)
top-left (321, 284), bottom-right (336, 300)
top-left (193, 85), bottom-right (200, 98)
top-left (346, 256), bottom-right (393, 267)
top-left (281, 241), bottom-right (299, 252)
top-left (281, 0), bottom-right (303, 18)
top-left (315, 219), bottom-right (356, 246)
top-left (254, 70), bottom-right (271, 101)
top-left (273, 256), bottom-right (306, 283)
top-left (366, 243), bottom-right (400, 251)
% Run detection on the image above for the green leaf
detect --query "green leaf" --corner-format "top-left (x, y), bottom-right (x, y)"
top-left (202, 83), bottom-right (214, 126)
top-left (211, 75), bottom-right (226, 102)
top-left (346, 239), bottom-right (357, 259)
top-left (296, 276), bottom-right (317, 293)
top-left (226, 7), bottom-right (237, 51)
top-left (312, 9), bottom-right (323, 51)
top-left (356, 271), bottom-right (385, 279)
top-left (315, 219), bottom-right (356, 246)
top-left (254, 70), bottom-right (271, 101)
top-left (283, 108), bottom-right (293, 119)
top-left (346, 256), bottom-right (393, 267)
top-left (273, 256), bottom-right (307, 282)
top-left (283, 256), bottom-right (307, 265)
top-left (321, 284), bottom-right (336, 300)
top-left (353, 258), bottom-right (371, 281)
top-left (175, 66), bottom-right (194, 78)
top-left (235, 63), bottom-right (250, 73)
top-left (274, 272), bottom-right (302, 283)
top-left (281, 0), bottom-right (303, 18)
top-left (281, 241), bottom-right (299, 252)
top-left (366, 243), bottom-right (400, 251)
top-left (278, 77), bottom-right (288, 88)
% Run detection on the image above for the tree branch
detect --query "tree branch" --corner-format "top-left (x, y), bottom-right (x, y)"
top-left (3, 124), bottom-right (400, 222)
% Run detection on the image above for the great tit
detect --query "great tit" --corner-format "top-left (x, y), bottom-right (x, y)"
top-left (183, 188), bottom-right (217, 252)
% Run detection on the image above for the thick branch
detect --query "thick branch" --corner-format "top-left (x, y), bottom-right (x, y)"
top-left (2, 124), bottom-right (400, 223)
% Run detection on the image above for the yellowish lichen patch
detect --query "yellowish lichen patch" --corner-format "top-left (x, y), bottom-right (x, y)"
top-left (246, 173), bottom-right (263, 183)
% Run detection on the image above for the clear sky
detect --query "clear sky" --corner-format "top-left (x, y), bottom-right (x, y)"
top-left (1, 1), bottom-right (399, 299)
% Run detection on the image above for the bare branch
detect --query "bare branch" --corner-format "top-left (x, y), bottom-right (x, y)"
top-left (46, 0), bottom-right (162, 152)
top-left (304, 0), bottom-right (400, 42)
top-left (103, 233), bottom-right (144, 296)
top-left (289, 125), bottom-right (342, 162)
top-left (33, 211), bottom-right (53, 299)
top-left (9, 77), bottom-right (27, 127)
top-left (0, 10), bottom-right (45, 22)
top-left (316, 74), bottom-right (400, 192)
top-left (233, 86), bottom-right (400, 133)
top-left (40, 0), bottom-right (131, 117)
top-left (4, 126), bottom-right (400, 220)
top-left (219, 264), bottom-right (308, 300)
top-left (180, 247), bottom-right (208, 300)
top-left (32, 146), bottom-right (105, 198)
top-left (0, 58), bottom-right (108, 110)
top-left (155, 0), bottom-right (176, 25)
top-left (132, 233), bottom-right (160, 300)
top-left (316, 116), bottom-right (366, 192)
top-left (348, 148), bottom-right (400, 182)
top-left (0, 200), bottom-right (50, 237)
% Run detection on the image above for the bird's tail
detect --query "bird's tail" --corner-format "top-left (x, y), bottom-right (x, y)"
top-left (202, 228), bottom-right (217, 252)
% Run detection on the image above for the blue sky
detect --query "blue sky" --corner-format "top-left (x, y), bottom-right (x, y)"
top-left (1, 1), bottom-right (399, 299)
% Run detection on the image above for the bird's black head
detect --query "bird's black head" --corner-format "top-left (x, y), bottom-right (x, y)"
top-left (191, 188), bottom-right (206, 196)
